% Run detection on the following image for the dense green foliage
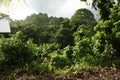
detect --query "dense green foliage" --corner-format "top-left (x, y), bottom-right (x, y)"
top-left (0, 0), bottom-right (120, 77)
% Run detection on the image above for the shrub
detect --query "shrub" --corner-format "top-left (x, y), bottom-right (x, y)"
top-left (52, 56), bottom-right (71, 69)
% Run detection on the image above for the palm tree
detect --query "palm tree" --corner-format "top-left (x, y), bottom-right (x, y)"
top-left (0, 0), bottom-right (26, 7)
top-left (0, 0), bottom-right (26, 16)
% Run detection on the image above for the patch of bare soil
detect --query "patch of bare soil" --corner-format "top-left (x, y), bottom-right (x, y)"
top-left (1, 68), bottom-right (120, 80)
top-left (53, 68), bottom-right (120, 80)
top-left (75, 68), bottom-right (120, 80)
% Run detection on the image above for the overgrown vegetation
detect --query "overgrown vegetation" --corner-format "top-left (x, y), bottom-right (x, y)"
top-left (0, 0), bottom-right (120, 79)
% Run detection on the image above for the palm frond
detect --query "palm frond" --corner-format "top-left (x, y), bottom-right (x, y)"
top-left (0, 0), bottom-right (26, 7)
top-left (0, 0), bottom-right (26, 15)
top-left (0, 0), bottom-right (12, 7)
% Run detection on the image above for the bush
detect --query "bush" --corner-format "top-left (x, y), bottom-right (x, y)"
top-left (52, 56), bottom-right (71, 69)
top-left (0, 31), bottom-right (38, 73)
top-left (30, 62), bottom-right (53, 75)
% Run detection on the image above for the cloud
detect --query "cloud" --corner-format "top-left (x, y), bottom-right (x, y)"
top-left (2, 0), bottom-right (98, 20)
top-left (27, 0), bottom-right (95, 18)
top-left (27, 0), bottom-right (66, 14)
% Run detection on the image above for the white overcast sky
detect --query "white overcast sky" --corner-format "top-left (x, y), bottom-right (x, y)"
top-left (0, 0), bottom-right (97, 20)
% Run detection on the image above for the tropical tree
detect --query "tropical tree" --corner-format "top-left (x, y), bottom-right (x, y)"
top-left (70, 8), bottom-right (96, 32)
top-left (79, 0), bottom-right (120, 67)
top-left (55, 20), bottom-right (74, 48)
top-left (80, 0), bottom-right (117, 20)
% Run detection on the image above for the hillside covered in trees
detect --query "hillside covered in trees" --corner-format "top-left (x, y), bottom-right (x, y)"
top-left (0, 0), bottom-right (120, 79)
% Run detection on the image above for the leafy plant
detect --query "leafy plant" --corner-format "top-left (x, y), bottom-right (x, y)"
top-left (0, 31), bottom-right (38, 73)
top-left (52, 56), bottom-right (71, 69)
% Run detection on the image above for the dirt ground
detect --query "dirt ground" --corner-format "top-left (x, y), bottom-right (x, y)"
top-left (75, 68), bottom-right (120, 80)
top-left (1, 68), bottom-right (120, 80)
